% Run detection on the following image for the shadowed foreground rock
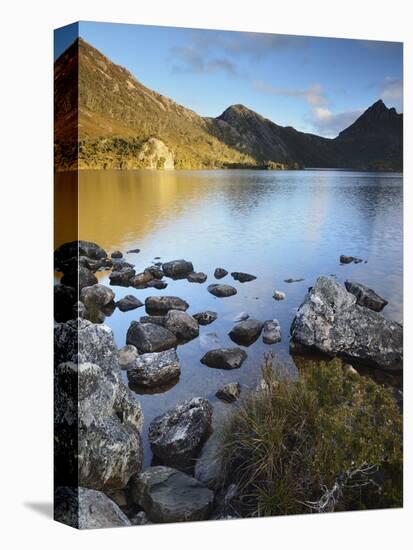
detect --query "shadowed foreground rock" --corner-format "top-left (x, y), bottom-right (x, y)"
top-left (55, 487), bottom-right (131, 529)
top-left (290, 276), bottom-right (403, 372)
top-left (344, 280), bottom-right (388, 312)
top-left (200, 347), bottom-right (247, 370)
top-left (129, 466), bottom-right (213, 523)
top-left (149, 398), bottom-right (213, 470)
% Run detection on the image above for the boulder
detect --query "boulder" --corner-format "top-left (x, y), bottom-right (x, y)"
top-left (231, 272), bottom-right (256, 283)
top-left (116, 295), bottom-right (143, 312)
top-left (117, 345), bottom-right (139, 370)
top-left (229, 319), bottom-right (264, 346)
top-left (54, 284), bottom-right (77, 322)
top-left (61, 266), bottom-right (98, 290)
top-left (126, 321), bottom-right (177, 353)
top-left (80, 284), bottom-right (115, 308)
top-left (344, 280), bottom-right (388, 312)
top-left (145, 296), bottom-right (189, 315)
top-left (129, 466), bottom-right (213, 523)
top-left (54, 240), bottom-right (107, 269)
top-left (193, 311), bottom-right (218, 326)
top-left (146, 265), bottom-right (164, 279)
top-left (273, 290), bottom-right (286, 301)
top-left (162, 259), bottom-right (194, 279)
top-left (233, 312), bottom-right (249, 322)
top-left (149, 398), bottom-right (213, 470)
top-left (187, 271), bottom-right (208, 283)
top-left (340, 255), bottom-right (354, 264)
top-left (54, 487), bottom-right (131, 529)
top-left (207, 284), bottom-right (237, 298)
top-left (73, 300), bottom-right (86, 319)
top-left (127, 349), bottom-right (181, 388)
top-left (262, 319), bottom-right (282, 344)
top-left (139, 315), bottom-right (166, 327)
top-left (290, 276), bottom-right (403, 372)
top-left (216, 382), bottom-right (241, 403)
top-left (164, 310), bottom-right (199, 341)
top-left (131, 511), bottom-right (151, 525)
top-left (111, 259), bottom-right (134, 270)
top-left (194, 430), bottom-right (224, 489)
top-left (130, 271), bottom-right (154, 287)
top-left (109, 267), bottom-right (136, 287)
top-left (127, 248), bottom-right (141, 254)
top-left (111, 250), bottom-right (123, 259)
top-left (284, 277), bottom-right (304, 283)
top-left (200, 348), bottom-right (247, 370)
top-left (146, 280), bottom-right (168, 290)
top-left (214, 267), bottom-right (228, 279)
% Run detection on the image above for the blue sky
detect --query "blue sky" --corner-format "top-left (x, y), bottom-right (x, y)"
top-left (55, 21), bottom-right (403, 138)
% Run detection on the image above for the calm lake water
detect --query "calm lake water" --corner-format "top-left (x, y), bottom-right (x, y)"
top-left (55, 169), bottom-right (403, 465)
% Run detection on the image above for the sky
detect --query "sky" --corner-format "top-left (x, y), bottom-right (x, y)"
top-left (55, 21), bottom-right (403, 138)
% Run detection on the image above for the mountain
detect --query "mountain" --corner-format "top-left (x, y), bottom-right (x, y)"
top-left (54, 39), bottom-right (403, 171)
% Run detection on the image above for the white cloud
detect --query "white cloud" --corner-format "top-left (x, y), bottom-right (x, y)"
top-left (381, 77), bottom-right (403, 109)
top-left (309, 107), bottom-right (364, 137)
top-left (253, 81), bottom-right (327, 106)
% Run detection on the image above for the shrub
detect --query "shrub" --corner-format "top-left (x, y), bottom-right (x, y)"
top-left (219, 354), bottom-right (402, 516)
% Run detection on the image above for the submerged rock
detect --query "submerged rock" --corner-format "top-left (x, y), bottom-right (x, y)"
top-left (290, 276), bottom-right (403, 372)
top-left (127, 349), bottom-right (181, 388)
top-left (55, 487), bottom-right (131, 529)
top-left (187, 271), bottom-right (208, 283)
top-left (214, 267), bottom-right (228, 279)
top-left (344, 280), bottom-right (388, 312)
top-left (145, 295), bottom-right (189, 315)
top-left (273, 290), bottom-right (286, 301)
top-left (149, 398), bottom-right (213, 470)
top-left (126, 322), bottom-right (178, 353)
top-left (200, 348), bottom-right (247, 370)
top-left (162, 259), bottom-right (194, 279)
top-left (262, 319), bottom-right (282, 344)
top-left (164, 310), bottom-right (199, 341)
top-left (216, 382), bottom-right (241, 403)
top-left (193, 311), bottom-right (218, 326)
top-left (80, 284), bottom-right (115, 308)
top-left (229, 319), bottom-right (264, 346)
top-left (116, 295), bottom-right (143, 312)
top-left (207, 284), bottom-right (237, 298)
top-left (129, 466), bottom-right (213, 523)
top-left (231, 271), bottom-right (256, 283)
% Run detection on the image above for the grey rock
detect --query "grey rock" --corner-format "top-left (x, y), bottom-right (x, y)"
top-left (284, 277), bottom-right (304, 283)
top-left (214, 267), bottom-right (228, 279)
top-left (200, 348), bottom-right (247, 370)
top-left (146, 265), bottom-right (164, 279)
top-left (54, 240), bottom-right (107, 269)
top-left (145, 296), bottom-right (189, 315)
top-left (344, 280), bottom-right (388, 312)
top-left (127, 349), bottom-right (181, 388)
top-left (129, 466), bottom-right (213, 523)
top-left (73, 300), bottom-right (86, 319)
top-left (111, 250), bottom-right (123, 259)
top-left (130, 511), bottom-right (151, 525)
top-left (262, 319), bottom-right (282, 344)
top-left (187, 271), bottom-right (208, 283)
top-left (117, 345), bottom-right (139, 370)
top-left (194, 430), bottom-right (224, 489)
top-left (55, 487), bottom-right (131, 529)
top-left (109, 267), bottom-right (136, 287)
top-left (340, 254), bottom-right (354, 264)
top-left (273, 290), bottom-right (286, 301)
top-left (216, 382), bottom-right (241, 403)
top-left (146, 279), bottom-right (168, 290)
top-left (80, 284), bottom-right (115, 308)
top-left (116, 294), bottom-right (143, 312)
top-left (164, 310), bottom-right (199, 341)
top-left (231, 271), bottom-right (256, 283)
top-left (229, 319), bottom-right (264, 346)
top-left (162, 259), bottom-right (194, 279)
top-left (139, 315), bottom-right (166, 327)
top-left (130, 271), bottom-right (154, 287)
top-left (126, 321), bottom-right (178, 353)
top-left (149, 398), bottom-right (213, 470)
top-left (111, 259), bottom-right (134, 270)
top-left (127, 248), bottom-right (141, 254)
top-left (233, 311), bottom-right (249, 322)
top-left (61, 266), bottom-right (98, 290)
top-left (290, 276), bottom-right (403, 372)
top-left (207, 284), bottom-right (237, 298)
top-left (193, 311), bottom-right (217, 326)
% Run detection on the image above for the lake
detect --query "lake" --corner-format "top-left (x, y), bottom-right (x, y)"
top-left (55, 169), bottom-right (403, 465)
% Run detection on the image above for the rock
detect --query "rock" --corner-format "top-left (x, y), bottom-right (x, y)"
top-left (138, 137), bottom-right (175, 170)
top-left (117, 345), bottom-right (139, 370)
top-left (116, 295), bottom-right (143, 312)
top-left (262, 319), bottom-right (282, 344)
top-left (164, 310), bottom-right (199, 341)
top-left (273, 290), bottom-right (286, 301)
top-left (284, 277), bottom-right (304, 283)
top-left (193, 311), bottom-right (218, 326)
top-left (126, 322), bottom-right (177, 353)
top-left (54, 284), bottom-right (76, 322)
top-left (112, 259), bottom-right (134, 270)
top-left (146, 279), bottom-right (168, 289)
top-left (149, 398), bottom-right (213, 470)
top-left (344, 280), bottom-right (388, 312)
top-left (194, 430), bottom-right (224, 489)
top-left (130, 271), bottom-right (154, 287)
top-left (109, 267), bottom-right (136, 287)
top-left (61, 266), bottom-right (98, 290)
top-left (145, 296), bottom-right (189, 315)
top-left (233, 311), bottom-right (249, 322)
top-left (146, 265), bottom-right (164, 279)
top-left (111, 250), bottom-right (123, 259)
top-left (54, 240), bottom-right (107, 269)
top-left (162, 259), bottom-right (194, 279)
top-left (343, 364), bottom-right (359, 376)
top-left (54, 487), bottom-right (131, 529)
top-left (131, 511), bottom-right (151, 525)
top-left (127, 248), bottom-right (141, 254)
top-left (207, 284), bottom-right (237, 298)
top-left (73, 300), bottom-right (86, 319)
top-left (187, 271), bottom-right (208, 283)
top-left (229, 319), bottom-right (264, 346)
top-left (200, 348), bottom-right (247, 370)
top-left (80, 284), bottom-right (115, 308)
top-left (216, 382), bottom-right (241, 403)
top-left (139, 315), bottom-right (166, 327)
top-left (127, 349), bottom-right (181, 388)
top-left (290, 276), bottom-right (403, 372)
top-left (129, 466), bottom-right (213, 523)
top-left (214, 268), bottom-right (228, 279)
top-left (340, 255), bottom-right (354, 264)
top-left (231, 272), bottom-right (256, 283)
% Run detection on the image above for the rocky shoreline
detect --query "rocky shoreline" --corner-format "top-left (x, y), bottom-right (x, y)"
top-left (54, 240), bottom-right (403, 527)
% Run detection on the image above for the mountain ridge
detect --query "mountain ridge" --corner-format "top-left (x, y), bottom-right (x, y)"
top-left (54, 38), bottom-right (403, 172)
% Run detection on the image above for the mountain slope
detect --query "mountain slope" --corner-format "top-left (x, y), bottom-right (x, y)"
top-left (54, 39), bottom-right (403, 171)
